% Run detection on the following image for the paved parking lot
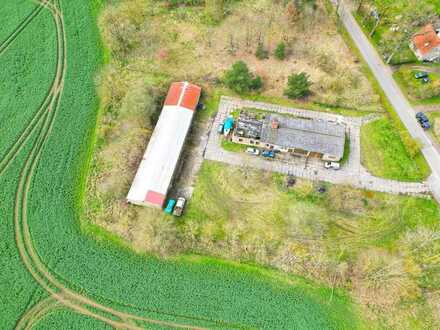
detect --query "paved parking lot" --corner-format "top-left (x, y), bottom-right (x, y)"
top-left (203, 97), bottom-right (430, 196)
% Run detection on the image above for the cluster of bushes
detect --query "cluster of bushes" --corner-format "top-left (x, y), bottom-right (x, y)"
top-left (223, 61), bottom-right (312, 99)
top-left (255, 42), bottom-right (287, 60)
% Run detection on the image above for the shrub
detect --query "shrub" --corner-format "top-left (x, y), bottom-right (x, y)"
top-left (224, 61), bottom-right (263, 94)
top-left (255, 43), bottom-right (269, 60)
top-left (274, 42), bottom-right (286, 60)
top-left (284, 72), bottom-right (312, 99)
top-left (250, 75), bottom-right (263, 90)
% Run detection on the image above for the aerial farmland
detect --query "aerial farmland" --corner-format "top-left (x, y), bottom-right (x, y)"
top-left (1, 1), bottom-right (439, 329)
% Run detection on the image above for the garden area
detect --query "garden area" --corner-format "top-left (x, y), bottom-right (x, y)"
top-left (354, 0), bottom-right (440, 65)
top-left (393, 65), bottom-right (440, 104)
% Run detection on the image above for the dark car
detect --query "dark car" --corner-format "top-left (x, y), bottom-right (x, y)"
top-left (414, 71), bottom-right (428, 79)
top-left (416, 112), bottom-right (431, 129)
top-left (262, 150), bottom-right (275, 158)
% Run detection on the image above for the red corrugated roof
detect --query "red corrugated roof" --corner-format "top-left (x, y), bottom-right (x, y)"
top-left (164, 82), bottom-right (184, 106)
top-left (144, 190), bottom-right (166, 207)
top-left (181, 84), bottom-right (202, 111)
top-left (412, 24), bottom-right (440, 56)
top-left (164, 82), bottom-right (201, 111)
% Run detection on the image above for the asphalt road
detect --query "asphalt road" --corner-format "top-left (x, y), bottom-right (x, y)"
top-left (337, 3), bottom-right (440, 202)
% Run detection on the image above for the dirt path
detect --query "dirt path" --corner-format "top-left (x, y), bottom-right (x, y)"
top-left (11, 2), bottom-right (209, 329)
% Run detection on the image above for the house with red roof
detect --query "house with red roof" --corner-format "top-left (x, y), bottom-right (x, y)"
top-left (410, 24), bottom-right (440, 62)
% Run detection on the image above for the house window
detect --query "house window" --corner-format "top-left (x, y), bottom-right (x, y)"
top-left (238, 138), bottom-right (243, 142)
top-left (266, 144), bottom-right (270, 147)
top-left (255, 141), bottom-right (260, 145)
top-left (250, 140), bottom-right (254, 144)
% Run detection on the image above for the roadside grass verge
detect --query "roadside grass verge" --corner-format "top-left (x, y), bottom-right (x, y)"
top-left (336, 12), bottom-right (431, 181)
top-left (361, 118), bottom-right (429, 181)
top-left (427, 112), bottom-right (440, 143)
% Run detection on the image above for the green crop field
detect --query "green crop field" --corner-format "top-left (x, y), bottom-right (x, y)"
top-left (0, 1), bottom-right (363, 329)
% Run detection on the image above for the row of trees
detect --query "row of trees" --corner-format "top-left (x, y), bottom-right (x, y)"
top-left (223, 61), bottom-right (312, 98)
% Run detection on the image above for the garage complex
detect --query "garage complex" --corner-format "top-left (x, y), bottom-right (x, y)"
top-left (127, 82), bottom-right (201, 208)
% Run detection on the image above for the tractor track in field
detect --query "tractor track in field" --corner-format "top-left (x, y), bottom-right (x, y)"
top-left (15, 296), bottom-right (61, 330)
top-left (10, 2), bottom-right (217, 329)
top-left (0, 0), bottom-right (58, 177)
top-left (0, 2), bottom-right (45, 56)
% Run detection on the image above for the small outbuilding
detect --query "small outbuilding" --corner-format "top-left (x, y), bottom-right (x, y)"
top-left (411, 24), bottom-right (440, 62)
top-left (126, 82), bottom-right (201, 208)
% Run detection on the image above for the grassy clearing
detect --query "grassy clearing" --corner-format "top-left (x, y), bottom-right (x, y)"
top-left (393, 66), bottom-right (440, 104)
top-left (361, 118), bottom-right (430, 181)
top-left (182, 162), bottom-right (439, 328)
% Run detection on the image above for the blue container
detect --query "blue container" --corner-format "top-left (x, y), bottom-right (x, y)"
top-left (164, 199), bottom-right (176, 214)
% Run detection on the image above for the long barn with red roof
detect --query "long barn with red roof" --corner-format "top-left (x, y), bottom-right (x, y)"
top-left (127, 82), bottom-right (201, 208)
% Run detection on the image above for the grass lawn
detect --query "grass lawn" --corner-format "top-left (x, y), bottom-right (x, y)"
top-left (361, 118), bottom-right (430, 181)
top-left (221, 138), bottom-right (248, 152)
top-left (393, 66), bottom-right (440, 104)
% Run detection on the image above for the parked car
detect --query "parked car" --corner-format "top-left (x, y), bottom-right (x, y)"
top-left (324, 161), bottom-right (340, 170)
top-left (262, 150), bottom-right (275, 158)
top-left (246, 147), bottom-right (260, 156)
top-left (421, 76), bottom-right (431, 84)
top-left (217, 123), bottom-right (224, 134)
top-left (164, 199), bottom-right (176, 214)
top-left (414, 71), bottom-right (428, 79)
top-left (416, 112), bottom-right (431, 129)
top-left (172, 197), bottom-right (186, 217)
